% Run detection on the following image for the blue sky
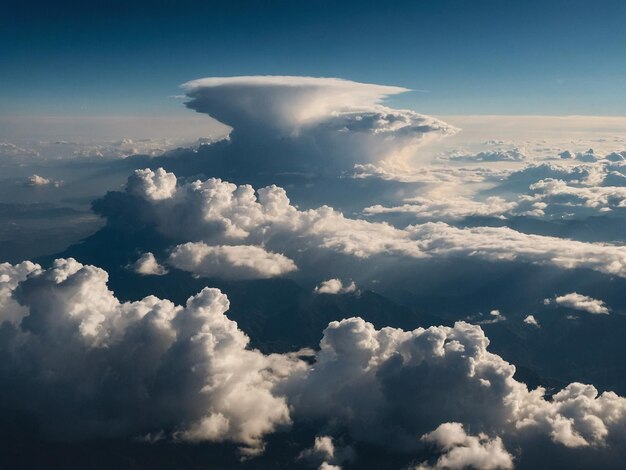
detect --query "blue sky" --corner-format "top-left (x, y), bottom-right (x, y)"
top-left (4, 0), bottom-right (626, 117)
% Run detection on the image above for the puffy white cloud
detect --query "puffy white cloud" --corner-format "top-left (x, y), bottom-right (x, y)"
top-left (546, 293), bottom-right (610, 315)
top-left (523, 315), bottom-right (540, 327)
top-left (25, 174), bottom-right (55, 187)
top-left (314, 279), bottom-right (357, 295)
top-left (416, 422), bottom-right (514, 470)
top-left (298, 435), bottom-right (355, 469)
top-left (121, 168), bottom-right (626, 280)
top-left (284, 318), bottom-right (626, 454)
top-left (0, 260), bottom-right (41, 326)
top-left (168, 242), bottom-right (297, 280)
top-left (0, 258), bottom-right (304, 455)
top-left (131, 252), bottom-right (168, 276)
top-left (127, 167), bottom-right (178, 201)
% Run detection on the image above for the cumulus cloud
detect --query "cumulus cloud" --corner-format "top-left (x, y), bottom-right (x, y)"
top-left (4, 259), bottom-right (626, 467)
top-left (284, 318), bottom-right (626, 456)
top-left (416, 422), bottom-right (514, 470)
top-left (298, 435), bottom-right (355, 469)
top-left (476, 309), bottom-right (507, 325)
top-left (409, 222), bottom-right (626, 278)
top-left (113, 168), bottom-right (626, 281)
top-left (523, 315), bottom-right (540, 327)
top-left (131, 252), bottom-right (168, 276)
top-left (545, 293), bottom-right (610, 315)
top-left (0, 259), bottom-right (304, 455)
top-left (127, 167), bottom-right (178, 201)
top-left (168, 242), bottom-right (297, 280)
top-left (313, 279), bottom-right (357, 295)
top-left (24, 174), bottom-right (56, 187)
top-left (0, 260), bottom-right (41, 325)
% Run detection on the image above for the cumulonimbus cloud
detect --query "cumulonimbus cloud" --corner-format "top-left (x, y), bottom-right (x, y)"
top-left (181, 76), bottom-right (457, 172)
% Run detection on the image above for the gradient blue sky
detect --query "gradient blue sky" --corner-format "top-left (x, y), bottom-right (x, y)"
top-left (4, 0), bottom-right (626, 117)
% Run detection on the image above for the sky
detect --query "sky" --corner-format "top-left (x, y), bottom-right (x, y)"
top-left (6, 3), bottom-right (626, 469)
top-left (4, 0), bottom-right (626, 117)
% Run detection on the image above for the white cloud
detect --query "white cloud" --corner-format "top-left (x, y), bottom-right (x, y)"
top-left (3, 259), bottom-right (626, 466)
top-left (416, 422), bottom-right (514, 470)
top-left (523, 315), bottom-right (540, 327)
top-left (298, 435), bottom-right (354, 469)
top-left (25, 174), bottom-right (54, 186)
top-left (181, 76), bottom-right (456, 171)
top-left (443, 148), bottom-right (526, 162)
top-left (120, 168), bottom-right (626, 280)
top-left (0, 260), bottom-right (41, 326)
top-left (168, 243), bottom-right (297, 280)
top-left (0, 258), bottom-right (304, 456)
top-left (131, 252), bottom-right (168, 276)
top-left (365, 195), bottom-right (516, 221)
top-left (546, 293), bottom-right (610, 315)
top-left (127, 168), bottom-right (178, 201)
top-left (182, 76), bottom-right (410, 131)
top-left (284, 318), bottom-right (626, 454)
top-left (475, 309), bottom-right (507, 325)
top-left (528, 178), bottom-right (626, 212)
top-left (313, 279), bottom-right (357, 295)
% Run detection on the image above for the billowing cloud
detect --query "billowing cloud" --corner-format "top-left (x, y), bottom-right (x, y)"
top-left (298, 435), bottom-right (355, 469)
top-left (3, 259), bottom-right (626, 467)
top-left (313, 279), bottom-right (358, 295)
top-left (284, 318), bottom-right (626, 457)
top-left (416, 422), bottom-right (514, 470)
top-left (131, 252), bottom-right (169, 276)
top-left (113, 168), bottom-right (626, 281)
top-left (168, 242), bottom-right (297, 280)
top-left (0, 258), bottom-right (304, 456)
top-left (181, 76), bottom-right (456, 173)
top-left (545, 292), bottom-right (610, 315)
top-left (127, 167), bottom-right (178, 201)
